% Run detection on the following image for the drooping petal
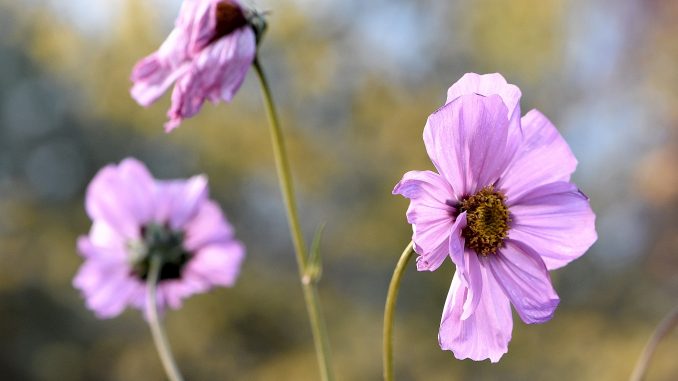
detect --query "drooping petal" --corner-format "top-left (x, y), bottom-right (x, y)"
top-left (130, 28), bottom-right (192, 106)
top-left (508, 181), bottom-right (597, 270)
top-left (155, 175), bottom-right (209, 230)
top-left (165, 27), bottom-right (255, 131)
top-left (423, 94), bottom-right (512, 197)
top-left (85, 158), bottom-right (155, 238)
top-left (499, 110), bottom-right (578, 202)
top-left (439, 268), bottom-right (513, 363)
top-left (393, 170), bottom-right (455, 271)
top-left (488, 240), bottom-right (560, 324)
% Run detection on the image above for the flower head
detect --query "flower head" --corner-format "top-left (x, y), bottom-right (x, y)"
top-left (393, 73), bottom-right (597, 362)
top-left (74, 158), bottom-right (245, 319)
top-left (131, 0), bottom-right (264, 132)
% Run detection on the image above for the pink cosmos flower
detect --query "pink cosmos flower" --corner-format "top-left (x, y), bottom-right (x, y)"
top-left (74, 158), bottom-right (245, 319)
top-left (393, 73), bottom-right (597, 362)
top-left (131, 0), bottom-right (260, 132)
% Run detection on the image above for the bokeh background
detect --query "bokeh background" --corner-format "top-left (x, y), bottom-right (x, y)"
top-left (0, 0), bottom-right (676, 379)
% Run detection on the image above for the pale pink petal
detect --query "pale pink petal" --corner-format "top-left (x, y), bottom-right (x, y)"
top-left (423, 94), bottom-right (512, 197)
top-left (155, 175), bottom-right (208, 229)
top-left (184, 200), bottom-right (235, 251)
top-left (74, 263), bottom-right (137, 319)
top-left (446, 73), bottom-right (523, 166)
top-left (165, 27), bottom-right (255, 132)
top-left (445, 73), bottom-right (522, 126)
top-left (460, 249), bottom-right (482, 320)
top-left (508, 182), bottom-right (597, 270)
top-left (393, 170), bottom-right (455, 271)
top-left (448, 212), bottom-right (466, 267)
top-left (85, 158), bottom-right (155, 238)
top-left (488, 240), bottom-right (560, 324)
top-left (186, 241), bottom-right (246, 287)
top-left (209, 27), bottom-right (256, 102)
top-left (439, 269), bottom-right (512, 363)
top-left (130, 28), bottom-right (192, 106)
top-left (187, 0), bottom-right (217, 53)
top-left (499, 110), bottom-right (578, 202)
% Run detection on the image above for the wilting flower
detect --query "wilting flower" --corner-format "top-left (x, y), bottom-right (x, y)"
top-left (393, 73), bottom-right (596, 362)
top-left (74, 158), bottom-right (245, 318)
top-left (131, 0), bottom-right (264, 131)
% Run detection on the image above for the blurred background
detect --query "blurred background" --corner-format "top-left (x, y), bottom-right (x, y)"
top-left (0, 0), bottom-right (676, 379)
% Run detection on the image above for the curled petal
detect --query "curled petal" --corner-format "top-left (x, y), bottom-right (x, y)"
top-left (488, 240), bottom-right (560, 324)
top-left (393, 170), bottom-right (455, 271)
top-left (439, 269), bottom-right (513, 362)
top-left (445, 73), bottom-right (522, 125)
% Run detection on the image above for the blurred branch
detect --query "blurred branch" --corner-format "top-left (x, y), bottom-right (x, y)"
top-left (629, 304), bottom-right (678, 381)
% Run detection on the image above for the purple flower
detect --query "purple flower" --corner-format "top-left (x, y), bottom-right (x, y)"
top-left (393, 73), bottom-right (597, 362)
top-left (74, 158), bottom-right (245, 319)
top-left (130, 0), bottom-right (258, 132)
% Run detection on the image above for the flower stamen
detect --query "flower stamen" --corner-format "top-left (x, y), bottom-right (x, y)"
top-left (129, 223), bottom-right (190, 281)
top-left (459, 186), bottom-right (510, 256)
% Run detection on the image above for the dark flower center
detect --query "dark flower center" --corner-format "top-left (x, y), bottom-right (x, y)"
top-left (458, 186), bottom-right (511, 256)
top-left (213, 1), bottom-right (249, 42)
top-left (130, 223), bottom-right (190, 281)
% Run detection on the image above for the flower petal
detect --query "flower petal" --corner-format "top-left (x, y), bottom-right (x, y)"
top-left (73, 261), bottom-right (138, 319)
top-left (488, 240), bottom-right (560, 324)
top-left (165, 27), bottom-right (255, 131)
top-left (439, 268), bottom-right (513, 363)
top-left (446, 73), bottom-right (521, 123)
top-left (183, 200), bottom-right (235, 251)
top-left (499, 110), bottom-right (578, 202)
top-left (155, 175), bottom-right (209, 230)
top-left (85, 158), bottom-right (155, 238)
top-left (508, 181), bottom-right (597, 270)
top-left (423, 94), bottom-right (512, 197)
top-left (393, 170), bottom-right (455, 271)
top-left (460, 249), bottom-right (483, 320)
top-left (130, 29), bottom-right (191, 106)
top-left (186, 241), bottom-right (246, 287)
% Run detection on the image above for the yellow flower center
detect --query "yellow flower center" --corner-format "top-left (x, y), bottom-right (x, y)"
top-left (459, 186), bottom-right (511, 256)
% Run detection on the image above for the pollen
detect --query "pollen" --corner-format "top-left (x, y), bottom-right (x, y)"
top-left (459, 186), bottom-right (511, 256)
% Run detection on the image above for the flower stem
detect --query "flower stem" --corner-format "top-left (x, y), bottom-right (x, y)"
top-left (383, 241), bottom-right (415, 381)
top-left (253, 56), bottom-right (335, 381)
top-left (146, 256), bottom-right (185, 381)
top-left (629, 303), bottom-right (678, 381)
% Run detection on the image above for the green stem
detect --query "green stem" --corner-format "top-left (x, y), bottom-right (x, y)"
top-left (383, 241), bottom-right (415, 381)
top-left (253, 56), bottom-right (334, 381)
top-left (146, 256), bottom-right (185, 381)
top-left (629, 304), bottom-right (678, 381)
